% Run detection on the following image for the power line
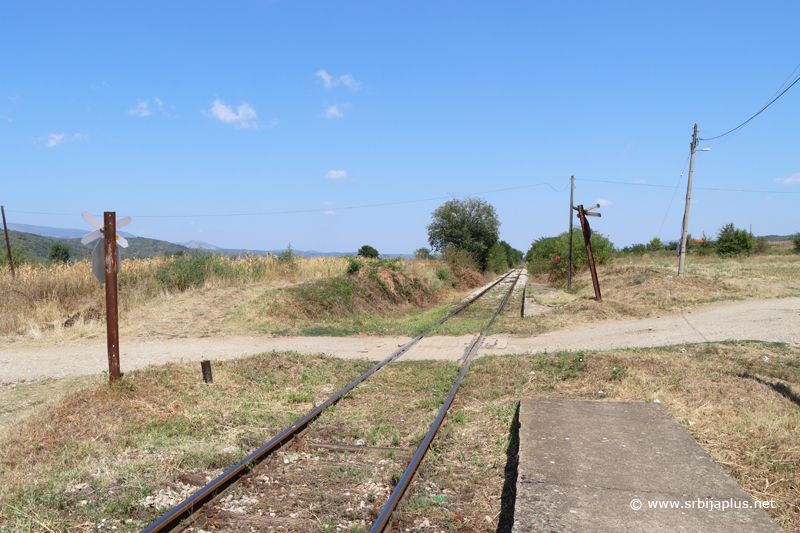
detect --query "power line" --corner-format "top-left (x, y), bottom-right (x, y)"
top-left (698, 64), bottom-right (800, 142)
top-left (575, 178), bottom-right (800, 194)
top-left (7, 181), bottom-right (569, 218)
top-left (656, 156), bottom-right (690, 239)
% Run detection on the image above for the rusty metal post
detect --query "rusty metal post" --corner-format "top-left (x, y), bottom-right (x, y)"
top-left (577, 205), bottom-right (602, 302)
top-left (1, 206), bottom-right (15, 278)
top-left (201, 360), bottom-right (213, 383)
top-left (104, 212), bottom-right (121, 382)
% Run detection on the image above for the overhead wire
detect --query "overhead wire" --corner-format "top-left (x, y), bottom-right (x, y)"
top-left (6, 180), bottom-right (570, 219)
top-left (656, 155), bottom-right (690, 239)
top-left (574, 178), bottom-right (800, 194)
top-left (698, 63), bottom-right (800, 142)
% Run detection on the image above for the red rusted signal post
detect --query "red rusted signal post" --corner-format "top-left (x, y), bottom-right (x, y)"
top-left (575, 203), bottom-right (602, 302)
top-left (82, 211), bottom-right (131, 383)
top-left (104, 213), bottom-right (121, 381)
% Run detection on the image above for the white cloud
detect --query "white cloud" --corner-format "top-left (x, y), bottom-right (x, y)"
top-left (316, 69), bottom-right (361, 90)
top-left (324, 210), bottom-right (337, 215)
top-left (316, 69), bottom-right (333, 88)
top-left (0, 115), bottom-right (10, 122)
top-left (634, 179), bottom-right (646, 184)
top-left (325, 170), bottom-right (347, 179)
top-left (45, 133), bottom-right (65, 147)
top-left (207, 99), bottom-right (258, 129)
top-left (596, 199), bottom-right (613, 207)
top-left (766, 196), bottom-right (774, 201)
top-left (129, 100), bottom-right (151, 117)
top-left (774, 174), bottom-right (800, 185)
top-left (39, 132), bottom-right (87, 147)
top-left (323, 104), bottom-right (343, 119)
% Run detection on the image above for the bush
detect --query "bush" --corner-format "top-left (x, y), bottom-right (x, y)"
top-left (346, 257), bottom-right (362, 275)
top-left (619, 243), bottom-right (646, 255)
top-left (156, 249), bottom-right (218, 290)
top-left (526, 226), bottom-right (615, 279)
top-left (358, 245), bottom-right (379, 259)
top-left (647, 237), bottom-right (664, 251)
top-left (694, 233), bottom-right (715, 256)
top-left (487, 242), bottom-right (509, 274)
top-left (715, 223), bottom-right (754, 256)
top-left (413, 247), bottom-right (432, 260)
top-left (48, 243), bottom-right (70, 264)
top-left (754, 237), bottom-right (770, 254)
top-left (277, 243), bottom-right (297, 269)
top-left (794, 233), bottom-right (800, 254)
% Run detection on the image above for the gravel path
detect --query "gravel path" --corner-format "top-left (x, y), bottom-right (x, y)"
top-left (1, 298), bottom-right (798, 384)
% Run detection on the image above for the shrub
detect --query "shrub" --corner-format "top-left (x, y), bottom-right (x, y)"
top-left (715, 223), bottom-right (754, 257)
top-left (358, 245), bottom-right (379, 259)
top-left (487, 242), bottom-right (509, 274)
top-left (413, 247), bottom-right (432, 260)
top-left (694, 233), bottom-right (715, 256)
top-left (647, 237), bottom-right (664, 251)
top-left (277, 243), bottom-right (297, 269)
top-left (48, 243), bottom-right (70, 264)
top-left (754, 237), bottom-right (770, 254)
top-left (526, 226), bottom-right (614, 278)
top-left (346, 257), bottom-right (362, 275)
top-left (794, 233), bottom-right (800, 254)
top-left (619, 243), bottom-right (646, 255)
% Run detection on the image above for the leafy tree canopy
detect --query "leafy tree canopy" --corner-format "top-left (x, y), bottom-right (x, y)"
top-left (427, 196), bottom-right (500, 271)
top-left (357, 245), bottom-right (379, 258)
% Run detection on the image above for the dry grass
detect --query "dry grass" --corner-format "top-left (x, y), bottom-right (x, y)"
top-left (1, 341), bottom-right (798, 532)
top-left (488, 252), bottom-right (800, 335)
top-left (0, 255), bottom-right (351, 343)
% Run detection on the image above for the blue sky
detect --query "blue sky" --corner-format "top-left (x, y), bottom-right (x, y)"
top-left (2, 1), bottom-right (799, 253)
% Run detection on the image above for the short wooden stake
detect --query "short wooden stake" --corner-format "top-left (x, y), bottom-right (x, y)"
top-left (201, 360), bottom-right (213, 383)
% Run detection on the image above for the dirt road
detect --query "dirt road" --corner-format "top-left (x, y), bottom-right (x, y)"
top-left (1, 298), bottom-right (797, 384)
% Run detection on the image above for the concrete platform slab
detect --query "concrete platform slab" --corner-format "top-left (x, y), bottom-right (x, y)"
top-left (513, 400), bottom-right (783, 532)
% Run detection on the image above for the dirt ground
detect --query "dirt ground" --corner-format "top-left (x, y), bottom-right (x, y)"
top-left (1, 296), bottom-right (797, 385)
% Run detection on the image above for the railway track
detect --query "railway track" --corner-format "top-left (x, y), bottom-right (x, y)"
top-left (141, 269), bottom-right (524, 533)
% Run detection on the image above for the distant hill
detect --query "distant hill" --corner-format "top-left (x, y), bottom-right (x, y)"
top-left (180, 240), bottom-right (221, 250)
top-left (760, 234), bottom-right (796, 242)
top-left (1, 230), bottom-right (190, 263)
top-left (7, 222), bottom-right (135, 239)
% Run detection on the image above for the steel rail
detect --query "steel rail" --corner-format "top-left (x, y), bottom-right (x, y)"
top-left (369, 269), bottom-right (523, 533)
top-left (140, 271), bottom-right (513, 533)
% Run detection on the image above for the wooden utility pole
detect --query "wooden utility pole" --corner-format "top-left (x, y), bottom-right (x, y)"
top-left (678, 123), bottom-right (698, 276)
top-left (576, 205), bottom-right (602, 302)
top-left (104, 212), bottom-right (121, 381)
top-left (568, 176), bottom-right (574, 290)
top-left (1, 206), bottom-right (14, 278)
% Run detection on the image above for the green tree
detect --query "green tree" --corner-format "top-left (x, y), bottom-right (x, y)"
top-left (716, 223), bottom-right (754, 256)
top-left (793, 232), bottom-right (800, 254)
top-left (647, 237), bottom-right (664, 251)
top-left (48, 243), bottom-right (70, 263)
top-left (427, 196), bottom-right (500, 271)
top-left (357, 245), bottom-right (379, 258)
top-left (413, 247), bottom-right (432, 260)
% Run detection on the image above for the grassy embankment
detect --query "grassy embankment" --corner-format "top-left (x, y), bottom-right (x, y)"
top-left (0, 341), bottom-right (798, 531)
top-left (0, 253), bottom-right (486, 345)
